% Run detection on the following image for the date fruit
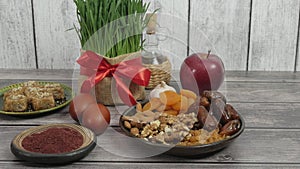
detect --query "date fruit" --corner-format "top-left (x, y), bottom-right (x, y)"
top-left (197, 106), bottom-right (218, 131)
top-left (202, 90), bottom-right (226, 103)
top-left (220, 120), bottom-right (241, 136)
top-left (225, 104), bottom-right (240, 120)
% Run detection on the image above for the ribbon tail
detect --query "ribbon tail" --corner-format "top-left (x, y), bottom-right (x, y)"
top-left (80, 76), bottom-right (96, 93)
top-left (113, 75), bottom-right (137, 106)
top-left (131, 68), bottom-right (151, 86)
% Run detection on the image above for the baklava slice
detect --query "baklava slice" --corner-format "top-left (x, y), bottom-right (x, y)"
top-left (43, 83), bottom-right (65, 100)
top-left (3, 95), bottom-right (28, 112)
top-left (31, 92), bottom-right (55, 111)
top-left (3, 86), bottom-right (25, 101)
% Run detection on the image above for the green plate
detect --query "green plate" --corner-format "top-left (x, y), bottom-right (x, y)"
top-left (0, 82), bottom-right (74, 116)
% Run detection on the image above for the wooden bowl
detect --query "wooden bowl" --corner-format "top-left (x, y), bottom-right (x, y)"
top-left (11, 123), bottom-right (96, 164)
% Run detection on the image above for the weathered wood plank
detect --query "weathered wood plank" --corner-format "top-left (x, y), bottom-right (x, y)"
top-left (249, 0), bottom-right (300, 71)
top-left (33, 0), bottom-right (80, 69)
top-left (297, 19), bottom-right (300, 72)
top-left (189, 0), bottom-right (250, 71)
top-left (0, 0), bottom-right (36, 69)
top-left (1, 70), bottom-right (300, 83)
top-left (2, 162), bottom-right (300, 169)
top-left (143, 0), bottom-right (189, 70)
top-left (1, 103), bottom-right (300, 129)
top-left (167, 81), bottom-right (300, 103)
top-left (0, 69), bottom-right (74, 80)
top-left (1, 127), bottom-right (300, 163)
top-left (222, 71), bottom-right (300, 83)
top-left (220, 82), bottom-right (300, 103)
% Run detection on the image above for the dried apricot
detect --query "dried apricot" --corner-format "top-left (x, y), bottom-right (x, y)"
top-left (187, 97), bottom-right (196, 108)
top-left (172, 96), bottom-right (189, 112)
top-left (142, 102), bottom-right (152, 111)
top-left (171, 101), bottom-right (181, 111)
top-left (164, 105), bottom-right (173, 111)
top-left (180, 96), bottom-right (189, 111)
top-left (180, 89), bottom-right (197, 100)
top-left (163, 110), bottom-right (178, 116)
top-left (142, 98), bottom-right (162, 112)
top-left (136, 102), bottom-right (143, 112)
top-left (149, 98), bottom-right (162, 110)
top-left (159, 91), bottom-right (181, 106)
top-left (156, 105), bottom-right (166, 112)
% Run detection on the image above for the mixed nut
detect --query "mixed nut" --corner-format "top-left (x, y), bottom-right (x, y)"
top-left (121, 89), bottom-right (242, 146)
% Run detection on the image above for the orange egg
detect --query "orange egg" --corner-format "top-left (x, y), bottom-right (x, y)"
top-left (69, 94), bottom-right (96, 122)
top-left (82, 103), bottom-right (110, 135)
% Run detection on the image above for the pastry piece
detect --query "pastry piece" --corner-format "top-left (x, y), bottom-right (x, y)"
top-left (24, 87), bottom-right (45, 102)
top-left (43, 83), bottom-right (65, 100)
top-left (22, 81), bottom-right (40, 88)
top-left (31, 92), bottom-right (55, 111)
top-left (3, 95), bottom-right (28, 112)
top-left (3, 87), bottom-right (24, 101)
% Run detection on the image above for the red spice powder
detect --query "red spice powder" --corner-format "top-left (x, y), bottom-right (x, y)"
top-left (22, 127), bottom-right (84, 154)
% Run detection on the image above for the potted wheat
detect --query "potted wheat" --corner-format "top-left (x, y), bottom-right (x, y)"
top-left (74, 0), bottom-right (153, 105)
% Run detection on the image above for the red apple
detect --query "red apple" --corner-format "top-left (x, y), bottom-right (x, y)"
top-left (180, 51), bottom-right (225, 95)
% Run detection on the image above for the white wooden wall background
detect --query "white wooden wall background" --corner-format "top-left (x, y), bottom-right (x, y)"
top-left (0, 0), bottom-right (300, 71)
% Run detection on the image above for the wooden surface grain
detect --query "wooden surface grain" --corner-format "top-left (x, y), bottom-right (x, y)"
top-left (249, 0), bottom-right (300, 71)
top-left (189, 0), bottom-right (251, 71)
top-left (0, 0), bottom-right (36, 69)
top-left (1, 102), bottom-right (300, 129)
top-left (0, 70), bottom-right (300, 168)
top-left (32, 0), bottom-right (80, 69)
top-left (1, 127), bottom-right (300, 164)
top-left (1, 163), bottom-right (300, 169)
top-left (297, 23), bottom-right (300, 72)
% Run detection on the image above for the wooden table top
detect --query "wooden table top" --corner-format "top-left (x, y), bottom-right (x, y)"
top-left (0, 69), bottom-right (300, 169)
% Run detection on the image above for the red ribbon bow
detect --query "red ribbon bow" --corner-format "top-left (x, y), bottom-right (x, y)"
top-left (77, 51), bottom-right (151, 106)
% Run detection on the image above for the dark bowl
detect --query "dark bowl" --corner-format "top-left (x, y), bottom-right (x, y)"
top-left (119, 105), bottom-right (245, 157)
top-left (11, 124), bottom-right (96, 164)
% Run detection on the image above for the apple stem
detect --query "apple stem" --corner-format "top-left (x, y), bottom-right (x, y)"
top-left (207, 50), bottom-right (211, 58)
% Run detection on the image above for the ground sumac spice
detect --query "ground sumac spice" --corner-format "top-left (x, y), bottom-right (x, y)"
top-left (22, 127), bottom-right (84, 154)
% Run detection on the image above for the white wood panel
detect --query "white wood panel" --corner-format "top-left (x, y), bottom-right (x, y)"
top-left (189, 0), bottom-right (250, 71)
top-left (0, 0), bottom-right (36, 69)
top-left (297, 23), bottom-right (300, 72)
top-left (249, 0), bottom-right (300, 71)
top-left (144, 0), bottom-right (188, 71)
top-left (33, 0), bottom-right (80, 69)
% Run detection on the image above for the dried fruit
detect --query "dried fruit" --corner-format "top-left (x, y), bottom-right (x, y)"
top-left (149, 97), bottom-right (162, 110)
top-left (136, 102), bottom-right (143, 112)
top-left (220, 120), bottom-right (241, 136)
top-left (142, 102), bottom-right (152, 112)
top-left (142, 98), bottom-right (161, 111)
top-left (187, 97), bottom-right (196, 108)
top-left (159, 91), bottom-right (181, 106)
top-left (180, 89), bottom-right (197, 100)
top-left (200, 96), bottom-right (210, 108)
top-left (163, 110), bottom-right (179, 116)
top-left (149, 81), bottom-right (176, 99)
top-left (225, 104), bottom-right (240, 120)
top-left (202, 90), bottom-right (226, 103)
top-left (197, 106), bottom-right (218, 131)
top-left (180, 96), bottom-right (189, 112)
top-left (172, 95), bottom-right (189, 112)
